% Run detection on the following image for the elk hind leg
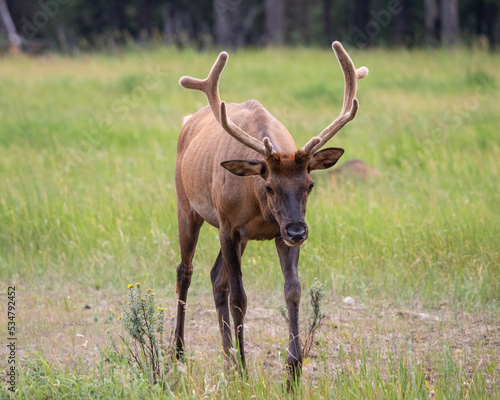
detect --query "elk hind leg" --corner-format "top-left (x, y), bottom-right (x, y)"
top-left (210, 251), bottom-right (232, 361)
top-left (220, 233), bottom-right (248, 371)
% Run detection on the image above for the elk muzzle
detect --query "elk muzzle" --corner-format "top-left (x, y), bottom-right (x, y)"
top-left (283, 222), bottom-right (308, 246)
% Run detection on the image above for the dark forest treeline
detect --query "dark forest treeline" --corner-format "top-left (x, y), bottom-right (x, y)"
top-left (0, 0), bottom-right (499, 53)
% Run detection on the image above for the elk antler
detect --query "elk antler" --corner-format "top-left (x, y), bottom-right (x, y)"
top-left (179, 52), bottom-right (275, 158)
top-left (301, 41), bottom-right (369, 155)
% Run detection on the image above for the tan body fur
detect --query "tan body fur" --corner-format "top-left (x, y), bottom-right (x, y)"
top-left (177, 100), bottom-right (294, 238)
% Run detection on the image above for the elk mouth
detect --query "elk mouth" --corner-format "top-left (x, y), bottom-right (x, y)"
top-left (284, 238), bottom-right (307, 247)
top-left (282, 222), bottom-right (308, 247)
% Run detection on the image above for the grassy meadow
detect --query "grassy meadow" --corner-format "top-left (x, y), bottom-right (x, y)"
top-left (0, 45), bottom-right (499, 398)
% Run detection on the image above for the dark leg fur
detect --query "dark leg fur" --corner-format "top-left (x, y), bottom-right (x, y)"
top-left (276, 237), bottom-right (303, 384)
top-left (174, 210), bottom-right (203, 359)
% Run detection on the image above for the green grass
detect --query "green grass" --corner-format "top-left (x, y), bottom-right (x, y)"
top-left (0, 46), bottom-right (499, 398)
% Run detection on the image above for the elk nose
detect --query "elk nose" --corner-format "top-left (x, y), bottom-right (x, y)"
top-left (285, 223), bottom-right (308, 244)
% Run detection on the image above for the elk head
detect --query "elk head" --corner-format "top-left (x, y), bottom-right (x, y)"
top-left (179, 42), bottom-right (368, 247)
top-left (220, 147), bottom-right (345, 246)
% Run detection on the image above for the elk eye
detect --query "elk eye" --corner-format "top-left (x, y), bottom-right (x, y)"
top-left (307, 183), bottom-right (315, 193)
top-left (265, 185), bottom-right (274, 195)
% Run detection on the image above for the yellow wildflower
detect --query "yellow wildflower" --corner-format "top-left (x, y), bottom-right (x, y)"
top-left (136, 282), bottom-right (141, 287)
top-left (158, 307), bottom-right (164, 311)
top-left (118, 316), bottom-right (121, 320)
top-left (128, 284), bottom-right (134, 289)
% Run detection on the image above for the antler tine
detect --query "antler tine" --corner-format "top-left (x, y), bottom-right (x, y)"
top-left (180, 52), bottom-right (274, 158)
top-left (301, 41), bottom-right (368, 155)
top-left (220, 102), bottom-right (274, 157)
top-left (179, 51), bottom-right (228, 122)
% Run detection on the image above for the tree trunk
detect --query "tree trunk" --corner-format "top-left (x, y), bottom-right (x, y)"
top-left (322, 0), bottom-right (334, 46)
top-left (214, 0), bottom-right (236, 47)
top-left (298, 0), bottom-right (310, 44)
top-left (394, 0), bottom-right (414, 46)
top-left (112, 0), bottom-right (127, 32)
top-left (423, 0), bottom-right (439, 45)
top-left (0, 0), bottom-right (22, 53)
top-left (441, 0), bottom-right (460, 46)
top-left (485, 2), bottom-right (499, 49)
top-left (265, 0), bottom-right (285, 45)
top-left (353, 0), bottom-right (371, 47)
top-left (138, 0), bottom-right (153, 36)
top-left (353, 0), bottom-right (371, 33)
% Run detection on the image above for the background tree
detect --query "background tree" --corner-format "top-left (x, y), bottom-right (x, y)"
top-left (264, 0), bottom-right (285, 45)
top-left (353, 0), bottom-right (371, 43)
top-left (213, 0), bottom-right (235, 47)
top-left (0, 0), bottom-right (498, 53)
top-left (424, 0), bottom-right (440, 45)
top-left (441, 0), bottom-right (460, 46)
top-left (0, 0), bottom-right (21, 53)
top-left (322, 0), bottom-right (334, 46)
top-left (484, 0), bottom-right (499, 48)
top-left (394, 0), bottom-right (415, 47)
top-left (461, 0), bottom-right (499, 48)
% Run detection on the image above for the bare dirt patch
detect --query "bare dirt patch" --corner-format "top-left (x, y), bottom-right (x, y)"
top-left (1, 286), bottom-right (498, 389)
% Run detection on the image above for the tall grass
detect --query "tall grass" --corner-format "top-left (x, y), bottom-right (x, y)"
top-left (2, 46), bottom-right (497, 305)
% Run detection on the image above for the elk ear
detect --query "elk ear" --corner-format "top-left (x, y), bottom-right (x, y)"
top-left (309, 148), bottom-right (344, 171)
top-left (221, 160), bottom-right (267, 177)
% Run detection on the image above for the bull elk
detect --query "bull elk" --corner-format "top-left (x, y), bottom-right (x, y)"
top-left (175, 42), bottom-right (368, 379)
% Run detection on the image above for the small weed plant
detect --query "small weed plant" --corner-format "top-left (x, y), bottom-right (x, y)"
top-left (303, 278), bottom-right (325, 358)
top-left (279, 278), bottom-right (325, 359)
top-left (117, 282), bottom-right (171, 384)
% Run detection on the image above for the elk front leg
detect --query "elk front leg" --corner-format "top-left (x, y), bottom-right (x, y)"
top-left (219, 230), bottom-right (247, 371)
top-left (275, 237), bottom-right (303, 381)
top-left (174, 210), bottom-right (204, 359)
